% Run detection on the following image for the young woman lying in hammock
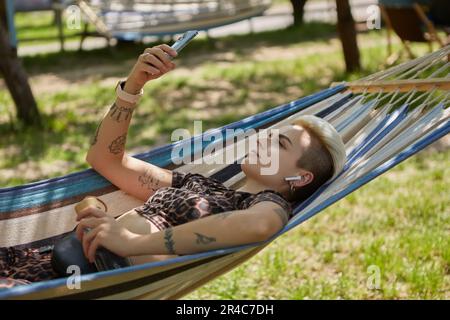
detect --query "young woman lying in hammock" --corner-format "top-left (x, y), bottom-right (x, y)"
top-left (76, 44), bottom-right (347, 265)
top-left (0, 45), bottom-right (346, 286)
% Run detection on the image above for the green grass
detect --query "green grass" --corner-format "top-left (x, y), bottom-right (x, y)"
top-left (1, 21), bottom-right (448, 299)
top-left (14, 11), bottom-right (93, 45)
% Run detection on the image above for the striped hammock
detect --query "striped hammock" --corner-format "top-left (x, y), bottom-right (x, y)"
top-left (77, 0), bottom-right (272, 41)
top-left (0, 46), bottom-right (449, 299)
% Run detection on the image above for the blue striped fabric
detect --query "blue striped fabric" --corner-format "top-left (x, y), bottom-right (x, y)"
top-left (345, 103), bottom-right (409, 166)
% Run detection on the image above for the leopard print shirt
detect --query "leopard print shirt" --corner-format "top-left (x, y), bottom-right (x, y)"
top-left (0, 247), bottom-right (58, 288)
top-left (134, 171), bottom-right (293, 230)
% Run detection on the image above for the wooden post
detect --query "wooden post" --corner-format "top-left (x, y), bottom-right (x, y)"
top-left (335, 0), bottom-right (361, 72)
top-left (0, 1), bottom-right (41, 127)
top-left (413, 3), bottom-right (445, 47)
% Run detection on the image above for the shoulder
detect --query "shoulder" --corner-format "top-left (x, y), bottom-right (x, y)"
top-left (171, 171), bottom-right (225, 189)
top-left (247, 191), bottom-right (292, 214)
top-left (244, 191), bottom-right (293, 223)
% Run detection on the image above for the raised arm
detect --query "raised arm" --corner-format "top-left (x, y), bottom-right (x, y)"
top-left (86, 45), bottom-right (178, 201)
top-left (76, 201), bottom-right (290, 262)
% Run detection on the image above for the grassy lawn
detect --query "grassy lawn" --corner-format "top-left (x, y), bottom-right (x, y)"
top-left (0, 21), bottom-right (448, 298)
top-left (14, 10), bottom-right (95, 45)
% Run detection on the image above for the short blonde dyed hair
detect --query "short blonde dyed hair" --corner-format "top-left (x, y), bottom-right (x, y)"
top-left (292, 115), bottom-right (346, 180)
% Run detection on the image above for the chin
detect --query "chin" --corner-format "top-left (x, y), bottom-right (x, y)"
top-left (241, 159), bottom-right (265, 180)
top-left (241, 158), bottom-right (256, 178)
top-left (240, 160), bottom-right (250, 176)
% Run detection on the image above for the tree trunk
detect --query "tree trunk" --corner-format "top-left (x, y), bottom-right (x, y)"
top-left (0, 3), bottom-right (41, 126)
top-left (335, 0), bottom-right (361, 72)
top-left (290, 0), bottom-right (308, 27)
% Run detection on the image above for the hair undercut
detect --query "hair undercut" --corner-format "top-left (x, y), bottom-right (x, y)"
top-left (287, 115), bottom-right (346, 203)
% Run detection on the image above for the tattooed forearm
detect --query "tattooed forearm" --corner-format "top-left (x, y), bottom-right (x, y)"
top-left (109, 103), bottom-right (134, 123)
top-left (274, 208), bottom-right (289, 225)
top-left (215, 211), bottom-right (234, 220)
top-left (138, 169), bottom-right (163, 191)
top-left (108, 134), bottom-right (126, 154)
top-left (164, 228), bottom-right (176, 254)
top-left (90, 120), bottom-right (103, 146)
top-left (195, 232), bottom-right (216, 245)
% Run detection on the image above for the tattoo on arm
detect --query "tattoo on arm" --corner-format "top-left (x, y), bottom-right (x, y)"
top-left (90, 120), bottom-right (103, 146)
top-left (108, 134), bottom-right (126, 154)
top-left (274, 208), bottom-right (289, 226)
top-left (109, 103), bottom-right (134, 123)
top-left (215, 211), bottom-right (234, 220)
top-left (164, 228), bottom-right (176, 254)
top-left (138, 169), bottom-right (163, 192)
top-left (195, 233), bottom-right (216, 245)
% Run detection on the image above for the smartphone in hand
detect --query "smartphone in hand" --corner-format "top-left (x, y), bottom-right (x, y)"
top-left (170, 30), bottom-right (199, 57)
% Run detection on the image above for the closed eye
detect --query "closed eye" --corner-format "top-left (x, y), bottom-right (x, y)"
top-left (268, 132), bottom-right (285, 149)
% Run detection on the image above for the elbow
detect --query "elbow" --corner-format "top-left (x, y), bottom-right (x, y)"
top-left (85, 152), bottom-right (97, 168)
top-left (86, 152), bottom-right (106, 171)
top-left (85, 152), bottom-right (92, 165)
top-left (252, 220), bottom-right (281, 242)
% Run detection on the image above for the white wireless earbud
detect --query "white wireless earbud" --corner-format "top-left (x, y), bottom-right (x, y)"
top-left (284, 176), bottom-right (303, 182)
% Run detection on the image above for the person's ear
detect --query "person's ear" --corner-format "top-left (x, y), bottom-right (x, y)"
top-left (288, 171), bottom-right (314, 188)
top-left (301, 171), bottom-right (314, 186)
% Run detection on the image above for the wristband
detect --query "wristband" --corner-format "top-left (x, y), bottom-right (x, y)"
top-left (115, 80), bottom-right (143, 104)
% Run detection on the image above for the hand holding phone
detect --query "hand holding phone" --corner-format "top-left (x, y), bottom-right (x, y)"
top-left (125, 30), bottom-right (199, 92)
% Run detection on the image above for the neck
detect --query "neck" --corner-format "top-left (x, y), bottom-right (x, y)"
top-left (238, 178), bottom-right (271, 194)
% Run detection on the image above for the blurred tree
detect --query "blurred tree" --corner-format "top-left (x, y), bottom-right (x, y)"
top-left (0, 2), bottom-right (41, 126)
top-left (289, 0), bottom-right (309, 26)
top-left (336, 0), bottom-right (361, 72)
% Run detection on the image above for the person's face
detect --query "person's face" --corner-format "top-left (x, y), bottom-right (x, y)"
top-left (241, 124), bottom-right (314, 193)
